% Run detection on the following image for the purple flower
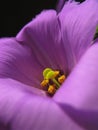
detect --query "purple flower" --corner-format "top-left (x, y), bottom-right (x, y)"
top-left (0, 0), bottom-right (98, 129)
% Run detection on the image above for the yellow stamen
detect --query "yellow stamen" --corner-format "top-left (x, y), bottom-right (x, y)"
top-left (42, 68), bottom-right (60, 87)
top-left (58, 75), bottom-right (66, 84)
top-left (54, 71), bottom-right (60, 78)
top-left (41, 79), bottom-right (49, 87)
top-left (48, 85), bottom-right (56, 95)
top-left (41, 68), bottom-right (66, 96)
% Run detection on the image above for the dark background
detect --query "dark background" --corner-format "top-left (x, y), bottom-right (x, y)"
top-left (0, 0), bottom-right (84, 37)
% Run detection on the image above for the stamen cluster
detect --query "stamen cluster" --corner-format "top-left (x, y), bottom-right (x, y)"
top-left (41, 68), bottom-right (66, 96)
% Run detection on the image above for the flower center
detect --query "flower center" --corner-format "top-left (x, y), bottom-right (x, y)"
top-left (40, 68), bottom-right (66, 96)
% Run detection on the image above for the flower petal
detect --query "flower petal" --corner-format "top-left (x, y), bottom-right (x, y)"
top-left (57, 0), bottom-right (79, 72)
top-left (54, 42), bottom-right (98, 129)
top-left (0, 78), bottom-right (90, 130)
top-left (0, 38), bottom-right (44, 88)
top-left (59, 0), bottom-right (98, 71)
top-left (54, 42), bottom-right (98, 110)
top-left (16, 10), bottom-right (67, 72)
top-left (58, 0), bottom-right (78, 17)
top-left (56, 0), bottom-right (66, 12)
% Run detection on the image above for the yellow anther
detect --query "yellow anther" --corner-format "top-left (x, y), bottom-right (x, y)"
top-left (41, 79), bottom-right (49, 87)
top-left (54, 71), bottom-right (60, 78)
top-left (58, 75), bottom-right (66, 84)
top-left (48, 85), bottom-right (56, 95)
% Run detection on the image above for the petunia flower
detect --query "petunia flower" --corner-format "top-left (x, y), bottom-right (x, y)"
top-left (0, 0), bottom-right (98, 129)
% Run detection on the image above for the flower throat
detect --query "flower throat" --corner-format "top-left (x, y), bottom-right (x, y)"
top-left (40, 68), bottom-right (66, 96)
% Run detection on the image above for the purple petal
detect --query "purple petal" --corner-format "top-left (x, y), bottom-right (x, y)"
top-left (59, 0), bottom-right (98, 71)
top-left (16, 10), bottom-right (67, 72)
top-left (0, 78), bottom-right (91, 130)
top-left (54, 42), bottom-right (98, 110)
top-left (0, 38), bottom-right (44, 88)
top-left (54, 42), bottom-right (98, 129)
top-left (57, 0), bottom-right (79, 12)
top-left (56, 0), bottom-right (66, 12)
top-left (58, 0), bottom-right (78, 17)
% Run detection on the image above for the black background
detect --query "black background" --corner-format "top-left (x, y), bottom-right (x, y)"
top-left (0, 0), bottom-right (84, 37)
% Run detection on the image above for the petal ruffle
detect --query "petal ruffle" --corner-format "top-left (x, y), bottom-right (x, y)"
top-left (59, 0), bottom-right (98, 71)
top-left (0, 79), bottom-right (90, 130)
top-left (16, 10), bottom-right (67, 73)
top-left (56, 0), bottom-right (66, 12)
top-left (57, 0), bottom-right (79, 12)
top-left (58, 0), bottom-right (78, 17)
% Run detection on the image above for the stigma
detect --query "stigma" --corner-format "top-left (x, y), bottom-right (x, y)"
top-left (40, 68), bottom-right (66, 96)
